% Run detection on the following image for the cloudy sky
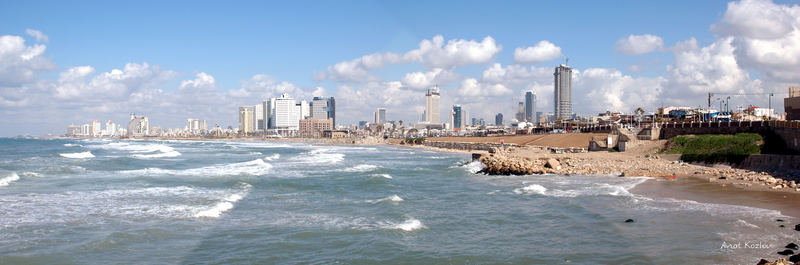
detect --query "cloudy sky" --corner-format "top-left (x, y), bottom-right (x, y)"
top-left (1, 0), bottom-right (799, 136)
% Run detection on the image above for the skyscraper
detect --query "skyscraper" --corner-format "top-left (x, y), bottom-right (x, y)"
top-left (495, 113), bottom-right (503, 126)
top-left (554, 64), bottom-right (573, 120)
top-left (451, 105), bottom-right (462, 129)
top-left (374, 108), bottom-right (386, 124)
top-left (516, 102), bottom-right (525, 121)
top-left (311, 96), bottom-right (336, 126)
top-left (525, 90), bottom-right (536, 123)
top-left (425, 87), bottom-right (440, 124)
top-left (274, 93), bottom-right (299, 132)
top-left (239, 106), bottom-right (255, 134)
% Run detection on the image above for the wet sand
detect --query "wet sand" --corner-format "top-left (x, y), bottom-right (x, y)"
top-left (632, 176), bottom-right (800, 218)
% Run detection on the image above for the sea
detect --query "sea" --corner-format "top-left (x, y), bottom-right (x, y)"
top-left (0, 138), bottom-right (796, 264)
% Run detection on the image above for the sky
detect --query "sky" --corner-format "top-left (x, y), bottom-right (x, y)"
top-left (1, 0), bottom-right (799, 136)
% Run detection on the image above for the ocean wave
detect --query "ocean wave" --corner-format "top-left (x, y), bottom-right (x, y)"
top-left (194, 183), bottom-right (251, 218)
top-left (63, 143), bottom-right (82, 147)
top-left (60, 151), bottom-right (95, 158)
top-left (20, 172), bottom-right (41, 177)
top-left (372, 174), bottom-right (393, 179)
top-left (0, 172), bottom-right (20, 186)
top-left (386, 218), bottom-right (425, 231)
top-left (734, 219), bottom-right (759, 229)
top-left (367, 195), bottom-right (404, 204)
top-left (293, 149), bottom-right (344, 165)
top-left (514, 177), bottom-right (649, 198)
top-left (90, 142), bottom-right (181, 159)
top-left (343, 164), bottom-right (380, 172)
top-left (248, 151), bottom-right (263, 155)
top-left (462, 161), bottom-right (485, 174)
top-left (123, 158), bottom-right (272, 177)
top-left (264, 153), bottom-right (280, 161)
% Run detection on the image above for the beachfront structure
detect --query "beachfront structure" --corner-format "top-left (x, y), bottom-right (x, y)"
top-left (66, 124), bottom-right (81, 136)
top-left (525, 90), bottom-right (536, 123)
top-left (451, 105), bottom-right (463, 129)
top-left (786, 86), bottom-right (800, 120)
top-left (239, 106), bottom-right (255, 134)
top-left (264, 98), bottom-right (275, 130)
top-left (554, 64), bottom-right (573, 120)
top-left (299, 118), bottom-right (333, 137)
top-left (92, 120), bottom-right (101, 137)
top-left (425, 87), bottom-right (440, 124)
top-left (298, 100), bottom-right (310, 120)
top-left (374, 108), bottom-right (387, 124)
top-left (495, 113), bottom-right (503, 126)
top-left (104, 120), bottom-right (115, 136)
top-left (311, 97), bottom-right (335, 126)
top-left (186, 118), bottom-right (207, 133)
top-left (127, 114), bottom-right (150, 137)
top-left (273, 93), bottom-right (300, 132)
top-left (254, 102), bottom-right (265, 131)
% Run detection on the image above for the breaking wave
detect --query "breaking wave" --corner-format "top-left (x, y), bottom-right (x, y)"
top-left (194, 183), bottom-right (252, 218)
top-left (123, 158), bottom-right (273, 177)
top-left (386, 218), bottom-right (425, 231)
top-left (367, 194), bottom-right (404, 204)
top-left (343, 164), bottom-right (379, 172)
top-left (0, 172), bottom-right (20, 186)
top-left (60, 151), bottom-right (95, 158)
top-left (90, 142), bottom-right (181, 159)
top-left (293, 149), bottom-right (344, 165)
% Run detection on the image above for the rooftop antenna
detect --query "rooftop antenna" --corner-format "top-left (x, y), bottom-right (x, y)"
top-left (566, 57), bottom-right (569, 66)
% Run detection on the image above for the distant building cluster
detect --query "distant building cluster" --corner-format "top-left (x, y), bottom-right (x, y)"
top-left (238, 94), bottom-right (335, 137)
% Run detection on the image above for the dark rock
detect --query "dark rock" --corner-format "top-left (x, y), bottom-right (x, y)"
top-left (471, 153), bottom-right (482, 161)
top-left (756, 259), bottom-right (770, 265)
top-left (778, 249), bottom-right (794, 255)
top-left (777, 219), bottom-right (785, 222)
top-left (718, 176), bottom-right (727, 180)
top-left (780, 225), bottom-right (785, 227)
top-left (787, 243), bottom-right (799, 250)
top-left (789, 254), bottom-right (800, 263)
top-left (624, 219), bottom-right (634, 223)
top-left (796, 224), bottom-right (800, 231)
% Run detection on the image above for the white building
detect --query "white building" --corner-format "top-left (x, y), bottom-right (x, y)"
top-left (92, 120), bottom-right (101, 137)
top-left (274, 93), bottom-right (299, 132)
top-left (254, 102), bottom-right (265, 132)
top-left (299, 100), bottom-right (310, 120)
top-left (127, 114), bottom-right (150, 137)
top-left (104, 120), bottom-right (116, 136)
top-left (425, 87), bottom-right (440, 124)
top-left (239, 106), bottom-right (255, 134)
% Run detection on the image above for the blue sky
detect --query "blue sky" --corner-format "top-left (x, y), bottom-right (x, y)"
top-left (1, 0), bottom-right (799, 136)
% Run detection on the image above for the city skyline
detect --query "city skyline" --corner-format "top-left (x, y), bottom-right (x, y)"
top-left (2, 0), bottom-right (800, 136)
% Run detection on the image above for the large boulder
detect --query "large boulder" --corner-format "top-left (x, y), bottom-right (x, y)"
top-left (544, 158), bottom-right (560, 169)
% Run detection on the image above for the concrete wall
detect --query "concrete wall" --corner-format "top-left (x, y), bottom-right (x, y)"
top-left (424, 141), bottom-right (587, 153)
top-left (773, 127), bottom-right (800, 153)
top-left (739, 154), bottom-right (800, 170)
top-left (657, 122), bottom-right (800, 153)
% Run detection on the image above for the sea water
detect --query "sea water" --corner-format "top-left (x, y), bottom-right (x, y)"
top-left (0, 138), bottom-right (795, 264)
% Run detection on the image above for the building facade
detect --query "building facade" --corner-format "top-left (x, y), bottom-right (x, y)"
top-left (311, 97), bottom-right (335, 127)
top-left (274, 93), bottom-right (299, 132)
top-left (495, 113), bottom-right (503, 126)
top-left (374, 108), bottom-right (387, 124)
top-left (451, 105), bottom-right (462, 129)
top-left (239, 106), bottom-right (255, 134)
top-left (425, 87), bottom-right (440, 124)
top-left (299, 118), bottom-right (333, 137)
top-left (554, 64), bottom-right (573, 120)
top-left (525, 90), bottom-right (536, 123)
top-left (127, 114), bottom-right (150, 137)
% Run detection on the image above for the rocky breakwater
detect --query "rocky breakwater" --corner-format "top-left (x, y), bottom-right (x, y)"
top-left (477, 153), bottom-right (561, 175)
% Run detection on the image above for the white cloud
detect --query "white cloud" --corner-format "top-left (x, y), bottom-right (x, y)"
top-left (25, 29), bottom-right (48, 42)
top-left (614, 34), bottom-right (664, 55)
top-left (317, 35), bottom-right (501, 83)
top-left (574, 68), bottom-right (665, 113)
top-left (480, 63), bottom-right (551, 86)
top-left (710, 0), bottom-right (800, 82)
top-left (180, 72), bottom-right (216, 92)
top-left (456, 78), bottom-right (512, 98)
top-left (0, 35), bottom-right (56, 87)
top-left (712, 0), bottom-right (799, 39)
top-left (627, 65), bottom-right (641, 72)
top-left (401, 68), bottom-right (459, 90)
top-left (666, 37), bottom-right (759, 96)
top-left (228, 74), bottom-right (305, 100)
top-left (513, 40), bottom-right (563, 64)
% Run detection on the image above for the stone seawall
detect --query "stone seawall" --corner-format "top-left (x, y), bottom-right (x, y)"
top-left (423, 141), bottom-right (587, 153)
top-left (740, 154), bottom-right (800, 170)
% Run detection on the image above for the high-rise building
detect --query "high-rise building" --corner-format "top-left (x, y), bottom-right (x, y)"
top-left (451, 105), bottom-right (462, 129)
top-left (254, 102), bottom-right (265, 131)
top-left (374, 108), bottom-right (387, 124)
top-left (311, 97), bottom-right (336, 127)
top-left (92, 120), bottom-right (101, 137)
top-left (127, 114), bottom-right (150, 137)
top-left (298, 100), bottom-right (310, 120)
top-left (104, 120), bottom-right (115, 136)
top-left (265, 98), bottom-right (275, 130)
top-left (274, 93), bottom-right (299, 132)
top-left (516, 102), bottom-right (525, 121)
top-left (554, 64), bottom-right (573, 120)
top-left (66, 124), bottom-right (81, 136)
top-left (425, 87), bottom-right (440, 124)
top-left (495, 113), bottom-right (503, 126)
top-left (525, 90), bottom-right (536, 123)
top-left (239, 106), bottom-right (255, 134)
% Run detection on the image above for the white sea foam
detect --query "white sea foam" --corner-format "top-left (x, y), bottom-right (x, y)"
top-left (293, 149), bottom-right (344, 165)
top-left (463, 161), bottom-right (485, 174)
top-left (343, 164), bottom-right (379, 172)
top-left (734, 219), bottom-right (759, 229)
top-left (63, 143), bottom-right (82, 147)
top-left (513, 184), bottom-right (548, 195)
top-left (264, 153), bottom-right (280, 161)
top-left (391, 218), bottom-right (425, 231)
top-left (248, 151), bottom-right (263, 155)
top-left (373, 174), bottom-right (393, 179)
top-left (20, 172), bottom-right (41, 177)
top-left (194, 183), bottom-right (251, 218)
top-left (60, 151), bottom-right (95, 158)
top-left (368, 194), bottom-right (404, 204)
top-left (91, 142), bottom-right (181, 159)
top-left (124, 158), bottom-right (272, 177)
top-left (0, 172), bottom-right (20, 186)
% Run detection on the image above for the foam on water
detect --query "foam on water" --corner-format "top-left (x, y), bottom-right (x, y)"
top-left (293, 149), bottom-right (344, 165)
top-left (513, 177), bottom-right (649, 198)
top-left (390, 218), bottom-right (425, 231)
top-left (463, 161), bottom-right (485, 174)
top-left (343, 164), bottom-right (379, 172)
top-left (368, 194), bottom-right (404, 204)
top-left (0, 172), bottom-right (20, 186)
top-left (194, 187), bottom-right (249, 218)
top-left (373, 174), bottom-right (393, 179)
top-left (123, 158), bottom-right (273, 177)
top-left (90, 142), bottom-right (181, 159)
top-left (60, 151), bottom-right (95, 158)
top-left (63, 143), bottom-right (82, 147)
top-left (513, 184), bottom-right (547, 195)
top-left (264, 154), bottom-right (280, 161)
